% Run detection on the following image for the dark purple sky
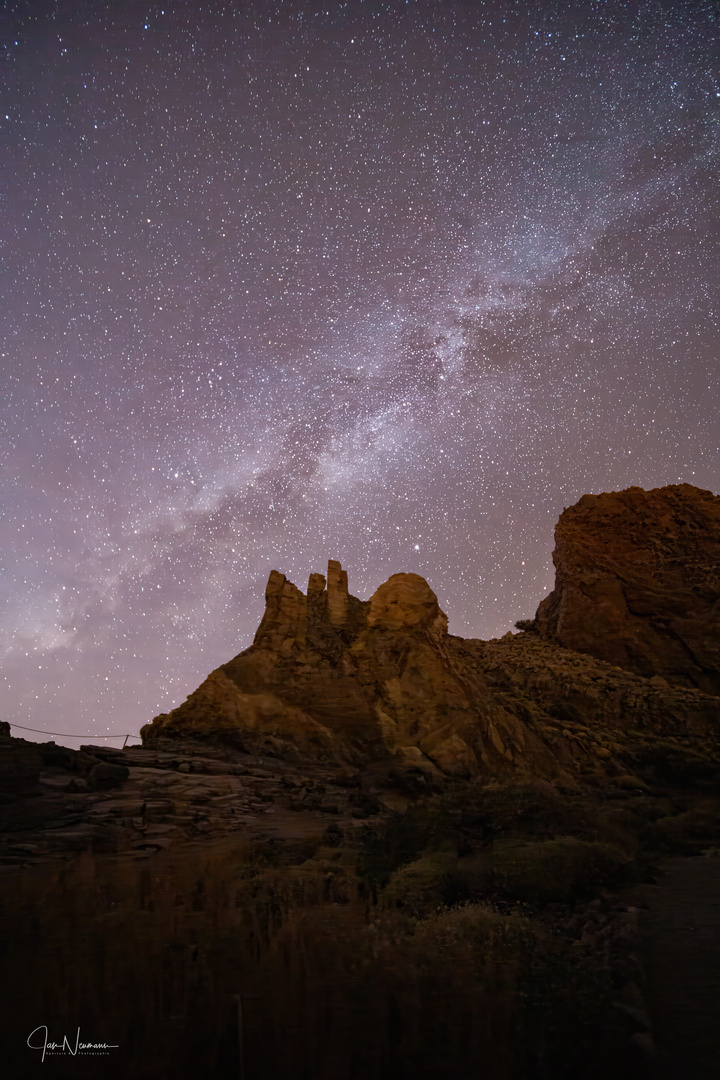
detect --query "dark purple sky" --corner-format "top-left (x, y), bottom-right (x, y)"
top-left (3, 1), bottom-right (719, 747)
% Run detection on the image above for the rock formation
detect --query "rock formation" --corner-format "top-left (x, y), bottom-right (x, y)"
top-left (142, 496), bottom-right (720, 783)
top-left (8, 484), bottom-right (720, 866)
top-left (143, 560), bottom-right (503, 776)
top-left (530, 484), bottom-right (720, 695)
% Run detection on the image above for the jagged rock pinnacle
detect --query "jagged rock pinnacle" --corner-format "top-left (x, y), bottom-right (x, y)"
top-left (326, 559), bottom-right (349, 627)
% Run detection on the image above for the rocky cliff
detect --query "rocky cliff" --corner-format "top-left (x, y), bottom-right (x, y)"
top-left (530, 484), bottom-right (720, 695)
top-left (141, 492), bottom-right (720, 786)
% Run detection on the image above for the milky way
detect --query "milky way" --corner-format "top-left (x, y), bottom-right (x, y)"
top-left (3, 1), bottom-right (719, 746)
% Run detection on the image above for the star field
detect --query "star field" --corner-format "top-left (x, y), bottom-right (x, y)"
top-left (3, 1), bottom-right (719, 746)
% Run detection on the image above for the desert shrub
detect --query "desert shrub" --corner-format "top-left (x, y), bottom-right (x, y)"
top-left (258, 899), bottom-right (545, 1079)
top-left (356, 808), bottom-right (441, 885)
top-left (412, 901), bottom-right (537, 968)
top-left (589, 804), bottom-right (646, 858)
top-left (383, 837), bottom-right (627, 910)
top-left (489, 837), bottom-right (627, 903)
top-left (442, 779), bottom-right (570, 840)
top-left (642, 805), bottom-right (720, 853)
top-left (444, 853), bottom-right (495, 904)
top-left (383, 851), bottom-right (458, 915)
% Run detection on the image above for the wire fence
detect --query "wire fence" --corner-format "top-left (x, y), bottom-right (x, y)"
top-left (6, 723), bottom-right (141, 748)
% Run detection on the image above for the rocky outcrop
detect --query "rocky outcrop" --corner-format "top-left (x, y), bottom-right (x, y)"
top-left (530, 484), bottom-right (720, 694)
top-left (0, 733), bottom-right (128, 801)
top-left (143, 560), bottom-right (489, 775)
top-left (367, 572), bottom-right (448, 638)
top-left (143, 560), bottom-right (576, 779)
top-left (141, 547), bottom-right (720, 785)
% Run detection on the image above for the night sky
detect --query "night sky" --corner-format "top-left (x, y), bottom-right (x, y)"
top-left (4, 1), bottom-right (719, 747)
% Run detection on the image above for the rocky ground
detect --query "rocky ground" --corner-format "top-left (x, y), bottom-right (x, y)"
top-left (3, 720), bottom-right (720, 1079)
top-left (0, 732), bottom-right (383, 869)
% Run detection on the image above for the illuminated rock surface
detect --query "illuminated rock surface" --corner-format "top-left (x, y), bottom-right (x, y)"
top-left (532, 484), bottom-right (720, 695)
top-left (141, 493), bottom-right (720, 786)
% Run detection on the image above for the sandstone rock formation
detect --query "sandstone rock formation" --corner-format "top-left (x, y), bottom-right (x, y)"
top-left (142, 541), bottom-right (720, 785)
top-left (143, 560), bottom-right (511, 777)
top-left (530, 484), bottom-right (720, 695)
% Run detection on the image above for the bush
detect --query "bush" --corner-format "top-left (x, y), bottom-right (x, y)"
top-left (412, 901), bottom-right (536, 965)
top-left (383, 851), bottom-right (458, 915)
top-left (356, 809), bottom-right (437, 885)
top-left (443, 779), bottom-right (567, 840)
top-left (489, 837), bottom-right (627, 903)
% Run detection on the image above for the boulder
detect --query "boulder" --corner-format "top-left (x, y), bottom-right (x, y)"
top-left (367, 572), bottom-right (448, 637)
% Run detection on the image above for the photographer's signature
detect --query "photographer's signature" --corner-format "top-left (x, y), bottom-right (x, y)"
top-left (27, 1025), bottom-right (119, 1062)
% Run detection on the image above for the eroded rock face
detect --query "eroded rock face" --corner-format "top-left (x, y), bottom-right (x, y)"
top-left (532, 484), bottom-right (720, 694)
top-left (143, 560), bottom-right (556, 778)
top-left (141, 546), bottom-right (720, 784)
top-left (367, 573), bottom-right (448, 637)
top-left (142, 561), bottom-right (480, 772)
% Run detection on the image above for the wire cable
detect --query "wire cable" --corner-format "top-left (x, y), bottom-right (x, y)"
top-left (7, 723), bottom-right (141, 741)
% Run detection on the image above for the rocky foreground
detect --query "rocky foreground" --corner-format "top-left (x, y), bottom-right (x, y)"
top-left (2, 483), bottom-right (720, 1079)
